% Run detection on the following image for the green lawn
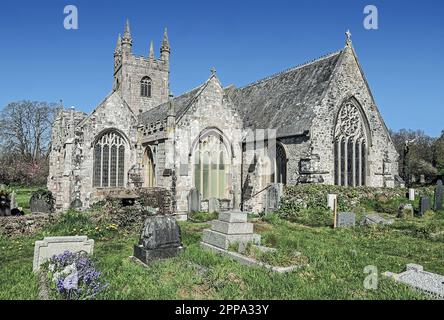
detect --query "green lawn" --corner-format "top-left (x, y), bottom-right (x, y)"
top-left (1, 210), bottom-right (443, 300)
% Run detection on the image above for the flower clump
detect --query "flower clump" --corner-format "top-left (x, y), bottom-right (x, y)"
top-left (47, 250), bottom-right (108, 300)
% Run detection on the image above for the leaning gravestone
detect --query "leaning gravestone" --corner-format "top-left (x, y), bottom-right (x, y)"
top-left (419, 196), bottom-right (431, 216)
top-left (187, 188), bottom-right (201, 213)
top-left (33, 236), bottom-right (95, 272)
top-left (361, 214), bottom-right (394, 226)
top-left (30, 190), bottom-right (55, 214)
top-left (434, 180), bottom-right (443, 211)
top-left (133, 216), bottom-right (184, 265)
top-left (336, 212), bottom-right (356, 228)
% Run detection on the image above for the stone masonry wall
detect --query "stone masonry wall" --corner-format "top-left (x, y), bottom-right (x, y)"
top-left (173, 76), bottom-right (244, 214)
top-left (309, 45), bottom-right (399, 187)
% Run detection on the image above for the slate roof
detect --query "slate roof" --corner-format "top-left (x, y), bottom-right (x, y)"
top-left (139, 82), bottom-right (207, 125)
top-left (139, 50), bottom-right (344, 137)
top-left (229, 50), bottom-right (343, 137)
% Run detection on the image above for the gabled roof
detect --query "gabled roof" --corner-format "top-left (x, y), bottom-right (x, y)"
top-left (228, 50), bottom-right (343, 137)
top-left (139, 77), bottom-right (211, 125)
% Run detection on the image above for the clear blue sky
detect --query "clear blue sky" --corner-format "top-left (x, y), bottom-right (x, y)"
top-left (1, 0), bottom-right (443, 136)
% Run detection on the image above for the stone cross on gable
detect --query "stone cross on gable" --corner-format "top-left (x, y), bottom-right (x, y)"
top-left (346, 29), bottom-right (352, 44)
top-left (210, 67), bottom-right (217, 75)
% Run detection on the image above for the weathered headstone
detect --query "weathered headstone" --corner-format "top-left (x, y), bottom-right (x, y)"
top-left (327, 194), bottom-right (337, 211)
top-left (33, 236), bottom-right (95, 272)
top-left (187, 188), bottom-right (201, 213)
top-left (420, 174), bottom-right (426, 184)
top-left (336, 212), bottom-right (356, 228)
top-left (133, 216), bottom-right (184, 265)
top-left (208, 197), bottom-right (220, 213)
top-left (0, 195), bottom-right (11, 217)
top-left (408, 188), bottom-right (415, 201)
top-left (398, 203), bottom-right (414, 218)
top-left (265, 184), bottom-right (282, 213)
top-left (419, 196), bottom-right (431, 216)
top-left (434, 180), bottom-right (443, 211)
top-left (30, 190), bottom-right (55, 214)
top-left (361, 214), bottom-right (394, 226)
top-left (10, 191), bottom-right (17, 210)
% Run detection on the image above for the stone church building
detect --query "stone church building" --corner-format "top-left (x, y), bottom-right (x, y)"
top-left (48, 21), bottom-right (399, 216)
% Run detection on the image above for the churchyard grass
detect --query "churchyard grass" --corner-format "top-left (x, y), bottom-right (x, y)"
top-left (1, 207), bottom-right (443, 299)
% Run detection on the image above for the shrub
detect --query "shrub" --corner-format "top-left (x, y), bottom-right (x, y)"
top-left (188, 211), bottom-right (218, 223)
top-left (46, 251), bottom-right (108, 300)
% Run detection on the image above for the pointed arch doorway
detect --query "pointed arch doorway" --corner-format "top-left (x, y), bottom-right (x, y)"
top-left (142, 146), bottom-right (156, 188)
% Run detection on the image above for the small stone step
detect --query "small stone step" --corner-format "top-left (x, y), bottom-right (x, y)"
top-left (211, 220), bottom-right (253, 235)
top-left (218, 211), bottom-right (248, 223)
top-left (202, 229), bottom-right (253, 250)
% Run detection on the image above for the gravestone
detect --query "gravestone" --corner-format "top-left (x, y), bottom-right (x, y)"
top-left (361, 214), bottom-right (394, 226)
top-left (33, 236), bottom-right (95, 272)
top-left (336, 212), bottom-right (356, 228)
top-left (10, 191), bottom-right (17, 210)
top-left (327, 194), bottom-right (337, 211)
top-left (208, 197), bottom-right (220, 213)
top-left (419, 196), bottom-right (431, 216)
top-left (0, 195), bottom-right (11, 217)
top-left (201, 210), bottom-right (256, 250)
top-left (265, 184), bottom-right (282, 214)
top-left (188, 188), bottom-right (201, 212)
top-left (408, 188), bottom-right (415, 201)
top-left (30, 190), bottom-right (55, 214)
top-left (398, 203), bottom-right (414, 218)
top-left (133, 216), bottom-right (184, 265)
top-left (434, 180), bottom-right (443, 211)
top-left (420, 175), bottom-right (426, 184)
top-left (383, 264), bottom-right (444, 299)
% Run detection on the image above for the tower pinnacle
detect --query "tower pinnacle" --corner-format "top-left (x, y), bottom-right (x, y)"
top-left (122, 19), bottom-right (133, 51)
top-left (161, 27), bottom-right (170, 53)
top-left (149, 41), bottom-right (155, 60)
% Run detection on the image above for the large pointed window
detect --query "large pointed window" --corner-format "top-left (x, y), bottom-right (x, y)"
top-left (193, 132), bottom-right (230, 200)
top-left (261, 142), bottom-right (287, 186)
top-left (93, 131), bottom-right (126, 188)
top-left (334, 99), bottom-right (369, 186)
top-left (141, 76), bottom-right (152, 98)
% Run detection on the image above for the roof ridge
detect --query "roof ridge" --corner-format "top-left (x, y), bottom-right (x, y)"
top-left (237, 49), bottom-right (343, 90)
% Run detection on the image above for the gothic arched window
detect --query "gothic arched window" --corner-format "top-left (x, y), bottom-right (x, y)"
top-left (261, 142), bottom-right (287, 186)
top-left (140, 76), bottom-right (152, 98)
top-left (334, 99), bottom-right (369, 187)
top-left (193, 132), bottom-right (230, 200)
top-left (93, 131), bottom-right (126, 188)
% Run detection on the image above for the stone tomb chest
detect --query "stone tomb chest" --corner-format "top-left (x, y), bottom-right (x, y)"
top-left (133, 216), bottom-right (184, 265)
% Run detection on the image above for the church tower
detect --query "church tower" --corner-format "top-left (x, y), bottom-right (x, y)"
top-left (113, 20), bottom-right (170, 114)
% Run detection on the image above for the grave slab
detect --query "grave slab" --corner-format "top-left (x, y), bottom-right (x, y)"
top-left (33, 236), bottom-right (94, 272)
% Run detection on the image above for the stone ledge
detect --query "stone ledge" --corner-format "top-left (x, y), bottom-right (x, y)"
top-left (218, 211), bottom-right (248, 223)
top-left (201, 242), bottom-right (303, 274)
top-left (202, 229), bottom-right (253, 250)
top-left (211, 220), bottom-right (253, 235)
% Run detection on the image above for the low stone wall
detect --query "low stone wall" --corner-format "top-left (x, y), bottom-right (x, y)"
top-left (0, 213), bottom-right (57, 237)
top-left (281, 184), bottom-right (434, 212)
top-left (92, 187), bottom-right (173, 215)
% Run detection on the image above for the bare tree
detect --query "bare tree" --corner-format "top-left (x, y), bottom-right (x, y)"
top-left (0, 101), bottom-right (57, 163)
